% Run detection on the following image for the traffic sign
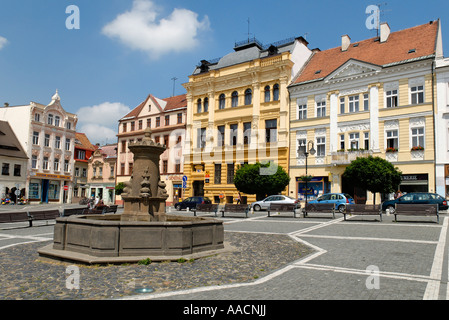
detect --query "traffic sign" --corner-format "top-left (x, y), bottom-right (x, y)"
top-left (182, 182), bottom-right (187, 189)
top-left (63, 185), bottom-right (69, 191)
top-left (182, 176), bottom-right (188, 182)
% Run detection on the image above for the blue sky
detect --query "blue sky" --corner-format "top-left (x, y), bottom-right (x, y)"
top-left (0, 0), bottom-right (448, 145)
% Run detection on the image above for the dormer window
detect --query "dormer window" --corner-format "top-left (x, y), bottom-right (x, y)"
top-left (315, 70), bottom-right (321, 74)
top-left (47, 114), bottom-right (54, 125)
top-left (408, 48), bottom-right (416, 54)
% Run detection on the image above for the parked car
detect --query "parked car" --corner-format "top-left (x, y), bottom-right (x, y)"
top-left (381, 192), bottom-right (448, 213)
top-left (308, 193), bottom-right (355, 212)
top-left (250, 195), bottom-right (299, 211)
top-left (174, 196), bottom-right (212, 211)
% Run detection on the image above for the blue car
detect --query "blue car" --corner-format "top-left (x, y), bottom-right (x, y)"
top-left (381, 192), bottom-right (448, 213)
top-left (308, 193), bottom-right (355, 212)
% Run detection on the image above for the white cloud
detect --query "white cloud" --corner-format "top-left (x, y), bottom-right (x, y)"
top-left (76, 102), bottom-right (131, 145)
top-left (102, 0), bottom-right (210, 59)
top-left (0, 36), bottom-right (8, 50)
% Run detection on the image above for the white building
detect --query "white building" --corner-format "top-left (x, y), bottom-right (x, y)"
top-left (0, 120), bottom-right (28, 203)
top-left (435, 57), bottom-right (449, 197)
top-left (0, 91), bottom-right (77, 203)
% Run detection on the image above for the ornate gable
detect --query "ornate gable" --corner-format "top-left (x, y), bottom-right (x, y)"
top-left (325, 59), bottom-right (382, 83)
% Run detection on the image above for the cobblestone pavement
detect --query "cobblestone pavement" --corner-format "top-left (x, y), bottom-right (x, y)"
top-left (1, 209), bottom-right (449, 301)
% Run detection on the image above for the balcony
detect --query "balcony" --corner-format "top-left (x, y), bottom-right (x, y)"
top-left (330, 149), bottom-right (373, 165)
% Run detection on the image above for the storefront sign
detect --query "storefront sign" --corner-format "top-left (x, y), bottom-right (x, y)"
top-left (35, 173), bottom-right (71, 180)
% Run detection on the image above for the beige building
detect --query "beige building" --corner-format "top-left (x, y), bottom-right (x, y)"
top-left (183, 36), bottom-right (312, 203)
top-left (0, 91), bottom-right (77, 203)
top-left (116, 94), bottom-right (187, 206)
top-left (288, 21), bottom-right (443, 203)
top-left (88, 143), bottom-right (117, 204)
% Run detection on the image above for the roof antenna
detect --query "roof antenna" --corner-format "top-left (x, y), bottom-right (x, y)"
top-left (171, 77), bottom-right (178, 97)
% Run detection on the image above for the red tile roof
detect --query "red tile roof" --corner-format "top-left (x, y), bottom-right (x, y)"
top-left (293, 21), bottom-right (439, 85)
top-left (121, 93), bottom-right (187, 120)
top-left (75, 132), bottom-right (96, 151)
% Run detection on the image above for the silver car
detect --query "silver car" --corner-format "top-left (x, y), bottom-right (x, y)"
top-left (250, 195), bottom-right (299, 211)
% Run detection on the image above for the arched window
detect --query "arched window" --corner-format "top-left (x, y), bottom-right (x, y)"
top-left (219, 94), bottom-right (226, 109)
top-left (231, 91), bottom-right (238, 107)
top-left (244, 89), bottom-right (252, 105)
top-left (273, 84), bottom-right (280, 101)
top-left (264, 86), bottom-right (271, 102)
top-left (197, 99), bottom-right (202, 113)
top-left (204, 97), bottom-right (209, 112)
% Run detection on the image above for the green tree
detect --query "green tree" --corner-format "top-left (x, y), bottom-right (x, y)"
top-left (343, 156), bottom-right (402, 204)
top-left (115, 182), bottom-right (125, 195)
top-left (234, 162), bottom-right (290, 200)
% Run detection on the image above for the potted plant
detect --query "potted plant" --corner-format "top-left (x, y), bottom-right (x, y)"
top-left (386, 147), bottom-right (398, 153)
top-left (411, 146), bottom-right (424, 151)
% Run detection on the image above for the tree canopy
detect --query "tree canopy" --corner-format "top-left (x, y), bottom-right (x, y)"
top-left (234, 162), bottom-right (290, 200)
top-left (343, 156), bottom-right (402, 204)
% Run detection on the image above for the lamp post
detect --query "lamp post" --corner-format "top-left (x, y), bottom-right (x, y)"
top-left (298, 141), bottom-right (316, 215)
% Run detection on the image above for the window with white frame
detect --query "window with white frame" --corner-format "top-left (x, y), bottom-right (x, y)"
top-left (411, 127), bottom-right (424, 148)
top-left (386, 129), bottom-right (399, 150)
top-left (47, 114), bottom-right (54, 125)
top-left (340, 97), bottom-right (345, 114)
top-left (297, 138), bottom-right (306, 156)
top-left (316, 101), bottom-right (326, 117)
top-left (33, 132), bottom-right (39, 145)
top-left (364, 132), bottom-right (370, 150)
top-left (339, 134), bottom-right (345, 150)
top-left (64, 160), bottom-right (69, 172)
top-left (34, 113), bottom-right (40, 122)
top-left (65, 138), bottom-right (71, 151)
top-left (349, 95), bottom-right (359, 113)
top-left (54, 158), bottom-right (60, 171)
top-left (363, 93), bottom-right (369, 111)
top-left (411, 85), bottom-right (424, 104)
top-left (55, 116), bottom-right (60, 127)
top-left (316, 137), bottom-right (326, 156)
top-left (55, 136), bottom-right (61, 149)
top-left (43, 157), bottom-right (49, 170)
top-left (44, 134), bottom-right (50, 147)
top-left (349, 132), bottom-right (359, 150)
top-left (386, 89), bottom-right (398, 108)
top-left (32, 155), bottom-right (37, 169)
top-left (298, 103), bottom-right (307, 120)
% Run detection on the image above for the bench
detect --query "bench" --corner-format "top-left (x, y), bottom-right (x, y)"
top-left (267, 203), bottom-right (299, 218)
top-left (302, 203), bottom-right (335, 219)
top-left (0, 211), bottom-right (32, 226)
top-left (192, 203), bottom-right (219, 217)
top-left (343, 204), bottom-right (382, 221)
top-left (28, 210), bottom-right (61, 226)
top-left (0, 210), bottom-right (60, 227)
top-left (62, 207), bottom-right (87, 217)
top-left (104, 205), bottom-right (118, 213)
top-left (394, 204), bottom-right (439, 223)
top-left (220, 204), bottom-right (250, 218)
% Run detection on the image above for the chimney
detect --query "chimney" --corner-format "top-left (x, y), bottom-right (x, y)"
top-left (380, 23), bottom-right (390, 43)
top-left (341, 35), bottom-right (351, 51)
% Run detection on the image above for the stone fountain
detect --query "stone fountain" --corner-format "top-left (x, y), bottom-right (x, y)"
top-left (38, 128), bottom-right (225, 264)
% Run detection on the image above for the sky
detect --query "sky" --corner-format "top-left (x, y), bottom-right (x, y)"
top-left (0, 0), bottom-right (448, 145)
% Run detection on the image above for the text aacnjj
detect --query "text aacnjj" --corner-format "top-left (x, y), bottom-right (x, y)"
top-left (183, 304), bottom-right (266, 317)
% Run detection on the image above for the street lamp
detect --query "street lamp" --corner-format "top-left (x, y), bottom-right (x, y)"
top-left (298, 141), bottom-right (316, 216)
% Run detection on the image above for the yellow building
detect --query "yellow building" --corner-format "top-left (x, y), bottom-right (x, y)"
top-left (288, 21), bottom-right (443, 204)
top-left (183, 37), bottom-right (312, 203)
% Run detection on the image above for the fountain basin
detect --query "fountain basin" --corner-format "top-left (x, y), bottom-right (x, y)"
top-left (38, 214), bottom-right (225, 264)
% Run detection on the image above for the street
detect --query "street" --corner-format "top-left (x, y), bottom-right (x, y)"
top-left (0, 205), bottom-right (448, 300)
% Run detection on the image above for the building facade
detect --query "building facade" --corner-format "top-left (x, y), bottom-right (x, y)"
top-left (0, 121), bottom-right (28, 203)
top-left (182, 37), bottom-right (312, 203)
top-left (435, 57), bottom-right (449, 197)
top-left (0, 91), bottom-right (77, 203)
top-left (73, 132), bottom-right (96, 203)
top-left (88, 143), bottom-right (117, 204)
top-left (288, 21), bottom-right (443, 204)
top-left (116, 94), bottom-right (187, 206)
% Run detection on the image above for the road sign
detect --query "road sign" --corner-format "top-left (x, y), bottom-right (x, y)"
top-left (182, 176), bottom-right (188, 182)
top-left (182, 182), bottom-right (187, 189)
top-left (63, 185), bottom-right (69, 191)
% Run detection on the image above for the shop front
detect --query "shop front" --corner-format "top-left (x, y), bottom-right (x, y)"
top-left (296, 176), bottom-right (330, 201)
top-left (399, 174), bottom-right (429, 193)
top-left (28, 173), bottom-right (71, 204)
